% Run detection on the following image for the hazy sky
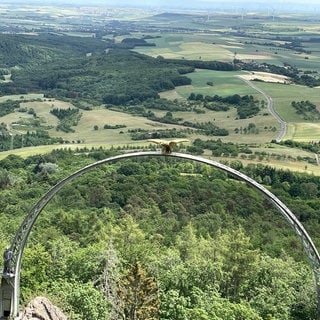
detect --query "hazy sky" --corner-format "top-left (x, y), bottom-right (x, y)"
top-left (6, 0), bottom-right (320, 13)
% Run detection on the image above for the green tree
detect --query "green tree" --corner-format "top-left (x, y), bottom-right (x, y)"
top-left (111, 215), bottom-right (157, 265)
top-left (20, 244), bottom-right (52, 300)
top-left (160, 289), bottom-right (190, 320)
top-left (49, 280), bottom-right (110, 320)
top-left (217, 227), bottom-right (259, 301)
top-left (188, 288), bottom-right (262, 320)
top-left (0, 170), bottom-right (10, 189)
top-left (247, 254), bottom-right (316, 319)
top-left (118, 262), bottom-right (159, 320)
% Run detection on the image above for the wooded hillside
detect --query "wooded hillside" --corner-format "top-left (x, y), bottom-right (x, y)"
top-left (0, 148), bottom-right (318, 319)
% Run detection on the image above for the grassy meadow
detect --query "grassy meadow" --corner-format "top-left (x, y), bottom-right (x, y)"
top-left (1, 11), bottom-right (320, 174)
top-left (1, 95), bottom-right (188, 146)
top-left (246, 82), bottom-right (320, 141)
top-left (135, 34), bottom-right (235, 61)
top-left (174, 70), bottom-right (259, 97)
top-left (135, 19), bottom-right (320, 146)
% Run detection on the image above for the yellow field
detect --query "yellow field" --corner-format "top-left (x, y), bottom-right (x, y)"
top-left (0, 87), bottom-right (319, 175)
top-left (215, 155), bottom-right (320, 175)
top-left (48, 108), bottom-right (187, 144)
top-left (1, 141), bottom-right (319, 176)
top-left (137, 41), bottom-right (234, 61)
top-left (0, 93), bottom-right (43, 102)
top-left (285, 123), bottom-right (320, 141)
top-left (0, 142), bottom-right (148, 160)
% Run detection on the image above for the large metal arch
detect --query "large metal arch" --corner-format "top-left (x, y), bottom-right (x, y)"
top-left (1, 151), bottom-right (320, 319)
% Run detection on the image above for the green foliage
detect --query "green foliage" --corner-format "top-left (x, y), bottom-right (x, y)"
top-left (217, 228), bottom-right (259, 301)
top-left (0, 33), bottom-right (111, 68)
top-left (278, 140), bottom-right (320, 153)
top-left (193, 138), bottom-right (242, 156)
top-left (291, 100), bottom-right (320, 120)
top-left (118, 262), bottom-right (159, 320)
top-left (0, 130), bottom-right (63, 152)
top-left (0, 170), bottom-right (11, 189)
top-left (182, 121), bottom-right (229, 136)
top-left (1, 12), bottom-right (320, 318)
top-left (1, 150), bottom-right (319, 319)
top-left (165, 58), bottom-right (237, 71)
top-left (0, 154), bottom-right (25, 169)
top-left (185, 289), bottom-right (263, 320)
top-left (20, 244), bottom-right (52, 300)
top-left (121, 38), bottom-right (156, 47)
top-left (103, 124), bottom-right (127, 129)
top-left (49, 280), bottom-right (110, 320)
top-left (129, 128), bottom-right (188, 140)
top-left (9, 49), bottom-right (193, 104)
top-left (0, 99), bottom-right (20, 116)
top-left (50, 108), bottom-right (82, 133)
top-left (188, 93), bottom-right (260, 118)
top-left (142, 98), bottom-right (191, 112)
top-left (247, 254), bottom-right (316, 319)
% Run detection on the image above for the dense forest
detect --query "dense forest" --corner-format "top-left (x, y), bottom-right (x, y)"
top-left (0, 33), bottom-right (237, 106)
top-left (0, 32), bottom-right (318, 112)
top-left (0, 148), bottom-right (319, 319)
top-left (9, 49), bottom-right (193, 104)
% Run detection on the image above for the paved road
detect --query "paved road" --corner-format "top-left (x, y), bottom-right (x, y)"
top-left (239, 77), bottom-right (287, 142)
top-left (315, 153), bottom-right (320, 166)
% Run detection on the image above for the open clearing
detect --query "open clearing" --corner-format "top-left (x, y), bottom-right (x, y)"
top-left (286, 123), bottom-right (320, 141)
top-left (48, 108), bottom-right (188, 144)
top-left (216, 154), bottom-right (320, 175)
top-left (238, 72), bottom-right (290, 84)
top-left (137, 41), bottom-right (234, 61)
top-left (247, 82), bottom-right (320, 125)
top-left (169, 69), bottom-right (259, 98)
top-left (0, 98), bottom-right (188, 145)
top-left (135, 33), bottom-right (237, 61)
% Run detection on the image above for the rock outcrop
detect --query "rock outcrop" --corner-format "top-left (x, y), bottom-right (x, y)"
top-left (20, 296), bottom-right (68, 320)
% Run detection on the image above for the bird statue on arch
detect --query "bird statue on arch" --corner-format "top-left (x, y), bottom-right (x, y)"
top-left (148, 139), bottom-right (189, 154)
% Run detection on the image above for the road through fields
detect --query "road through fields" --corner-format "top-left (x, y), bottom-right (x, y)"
top-left (239, 77), bottom-right (287, 142)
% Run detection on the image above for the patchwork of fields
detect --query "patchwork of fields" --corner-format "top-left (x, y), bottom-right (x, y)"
top-left (1, 9), bottom-right (320, 173)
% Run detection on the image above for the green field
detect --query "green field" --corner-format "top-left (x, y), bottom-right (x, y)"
top-left (286, 122), bottom-right (320, 141)
top-left (132, 14), bottom-right (320, 150)
top-left (48, 108), bottom-right (187, 145)
top-left (135, 34), bottom-right (235, 61)
top-left (1, 96), bottom-right (188, 145)
top-left (175, 70), bottom-right (259, 97)
top-left (245, 82), bottom-right (320, 141)
top-left (251, 82), bottom-right (320, 121)
top-left (134, 24), bottom-right (320, 72)
top-left (2, 7), bottom-right (320, 320)
top-left (1, 10), bottom-right (320, 174)
top-left (1, 74), bottom-right (318, 173)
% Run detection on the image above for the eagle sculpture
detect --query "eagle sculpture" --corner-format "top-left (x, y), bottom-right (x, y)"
top-left (148, 139), bottom-right (189, 154)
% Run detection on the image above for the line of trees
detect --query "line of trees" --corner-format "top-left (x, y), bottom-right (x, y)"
top-left (50, 108), bottom-right (82, 133)
top-left (291, 100), bottom-right (320, 120)
top-left (188, 93), bottom-right (261, 119)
